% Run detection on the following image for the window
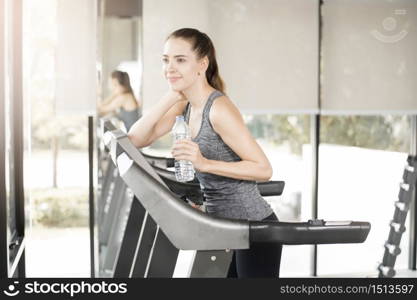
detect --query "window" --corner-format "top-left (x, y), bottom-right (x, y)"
top-left (317, 115), bottom-right (411, 276)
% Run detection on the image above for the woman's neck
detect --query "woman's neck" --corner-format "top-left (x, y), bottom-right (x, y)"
top-left (182, 82), bottom-right (216, 110)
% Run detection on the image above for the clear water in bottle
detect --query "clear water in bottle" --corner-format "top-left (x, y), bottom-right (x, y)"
top-left (172, 115), bottom-right (195, 182)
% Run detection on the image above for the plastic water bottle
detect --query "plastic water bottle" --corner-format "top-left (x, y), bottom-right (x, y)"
top-left (172, 115), bottom-right (195, 182)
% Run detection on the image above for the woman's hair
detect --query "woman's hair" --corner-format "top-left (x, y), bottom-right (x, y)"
top-left (166, 28), bottom-right (226, 94)
top-left (111, 70), bottom-right (134, 95)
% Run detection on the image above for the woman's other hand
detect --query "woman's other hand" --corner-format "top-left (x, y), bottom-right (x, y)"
top-left (171, 139), bottom-right (208, 172)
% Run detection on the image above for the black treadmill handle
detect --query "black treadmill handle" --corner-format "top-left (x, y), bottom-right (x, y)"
top-left (257, 181), bottom-right (285, 196)
top-left (142, 152), bottom-right (175, 168)
top-left (159, 176), bottom-right (205, 206)
top-left (249, 220), bottom-right (371, 245)
top-left (166, 158), bottom-right (175, 168)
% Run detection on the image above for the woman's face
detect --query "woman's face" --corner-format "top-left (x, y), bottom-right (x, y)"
top-left (109, 77), bottom-right (122, 94)
top-left (162, 38), bottom-right (207, 91)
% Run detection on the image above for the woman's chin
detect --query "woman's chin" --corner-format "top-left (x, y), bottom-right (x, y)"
top-left (169, 84), bottom-right (184, 92)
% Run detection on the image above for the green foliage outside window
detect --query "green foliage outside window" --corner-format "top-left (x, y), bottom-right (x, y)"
top-left (245, 115), bottom-right (410, 155)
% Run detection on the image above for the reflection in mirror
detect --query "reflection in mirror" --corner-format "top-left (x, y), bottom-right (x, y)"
top-left (97, 0), bottom-right (142, 133)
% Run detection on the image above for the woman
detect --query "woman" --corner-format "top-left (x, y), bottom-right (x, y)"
top-left (98, 70), bottom-right (141, 131)
top-left (128, 28), bottom-right (282, 278)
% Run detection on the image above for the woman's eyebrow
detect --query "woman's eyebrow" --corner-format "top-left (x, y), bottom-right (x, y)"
top-left (162, 54), bottom-right (188, 58)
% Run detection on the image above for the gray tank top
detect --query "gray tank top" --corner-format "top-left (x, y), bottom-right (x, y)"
top-left (119, 107), bottom-right (141, 131)
top-left (183, 90), bottom-right (273, 221)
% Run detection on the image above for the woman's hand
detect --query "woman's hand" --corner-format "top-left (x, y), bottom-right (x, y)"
top-left (190, 203), bottom-right (204, 211)
top-left (163, 90), bottom-right (187, 106)
top-left (171, 139), bottom-right (208, 172)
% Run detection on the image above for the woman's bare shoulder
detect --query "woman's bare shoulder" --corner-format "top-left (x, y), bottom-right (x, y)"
top-left (120, 93), bottom-right (136, 101)
top-left (119, 93), bottom-right (139, 107)
top-left (210, 94), bottom-right (240, 118)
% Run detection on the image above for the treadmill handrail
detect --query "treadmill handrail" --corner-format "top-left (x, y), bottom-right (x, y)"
top-left (151, 164), bottom-right (285, 197)
top-left (250, 221), bottom-right (370, 244)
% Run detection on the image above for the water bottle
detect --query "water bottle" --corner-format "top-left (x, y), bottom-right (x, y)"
top-left (172, 115), bottom-right (195, 182)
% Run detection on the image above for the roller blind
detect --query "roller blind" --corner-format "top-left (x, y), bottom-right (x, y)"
top-left (105, 0), bottom-right (141, 17)
top-left (208, 0), bottom-right (319, 114)
top-left (143, 0), bottom-right (319, 114)
top-left (321, 0), bottom-right (417, 115)
top-left (55, 0), bottom-right (97, 114)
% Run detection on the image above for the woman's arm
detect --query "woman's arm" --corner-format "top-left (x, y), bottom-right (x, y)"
top-left (127, 91), bottom-right (187, 148)
top-left (97, 95), bottom-right (124, 115)
top-left (101, 93), bottom-right (117, 106)
top-left (172, 96), bottom-right (272, 182)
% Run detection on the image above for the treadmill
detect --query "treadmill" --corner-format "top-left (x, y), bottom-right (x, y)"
top-left (101, 120), bottom-right (371, 278)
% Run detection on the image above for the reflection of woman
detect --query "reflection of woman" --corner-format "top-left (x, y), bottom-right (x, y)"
top-left (98, 70), bottom-right (141, 131)
top-left (128, 28), bottom-right (281, 278)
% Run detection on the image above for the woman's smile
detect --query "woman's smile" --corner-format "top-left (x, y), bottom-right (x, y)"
top-left (168, 76), bottom-right (182, 83)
